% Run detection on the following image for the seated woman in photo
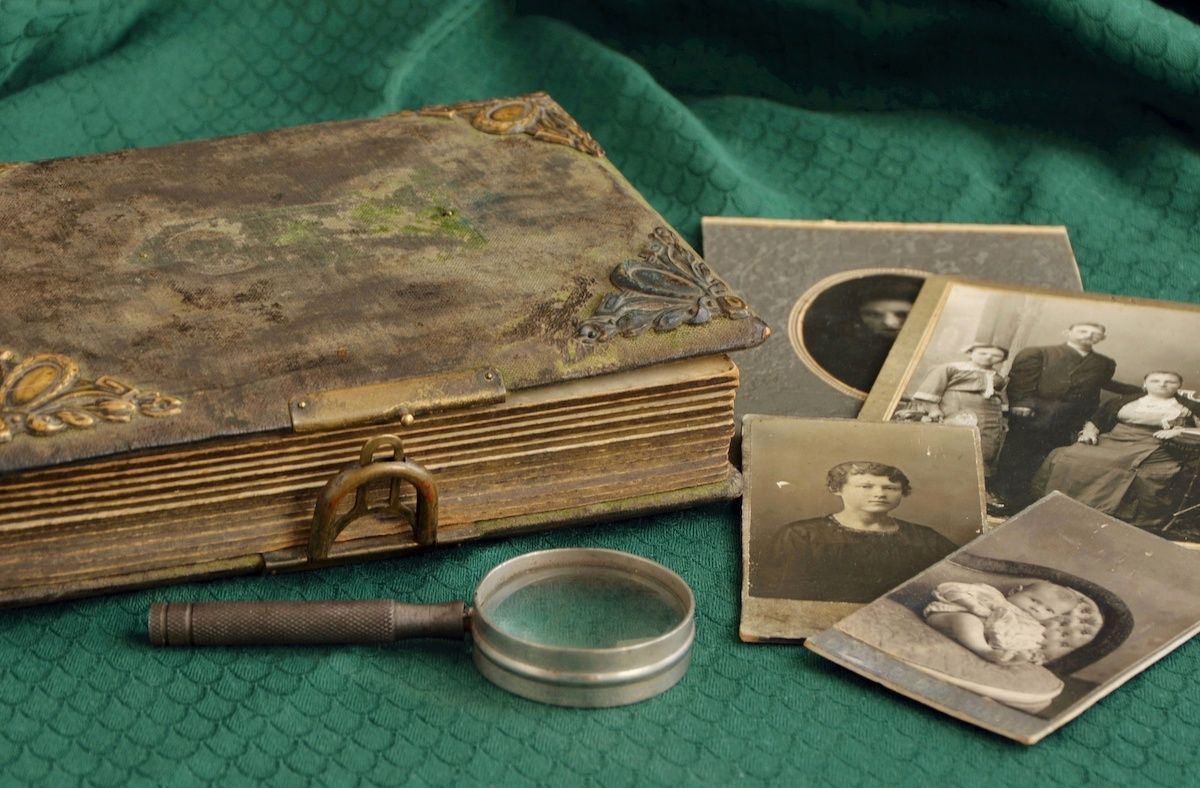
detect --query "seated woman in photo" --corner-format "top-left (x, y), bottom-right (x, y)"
top-left (1033, 371), bottom-right (1200, 529)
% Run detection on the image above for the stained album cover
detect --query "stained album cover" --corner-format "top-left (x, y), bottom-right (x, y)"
top-left (806, 493), bottom-right (1200, 744)
top-left (701, 219), bottom-right (1082, 437)
top-left (860, 277), bottom-right (1200, 540)
top-left (740, 416), bottom-right (986, 641)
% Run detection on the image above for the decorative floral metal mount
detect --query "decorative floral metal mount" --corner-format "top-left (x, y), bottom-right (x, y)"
top-left (0, 349), bottom-right (182, 444)
top-left (416, 92), bottom-right (605, 157)
top-left (576, 228), bottom-right (752, 343)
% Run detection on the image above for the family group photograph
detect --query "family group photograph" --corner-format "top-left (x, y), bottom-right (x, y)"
top-left (873, 281), bottom-right (1200, 543)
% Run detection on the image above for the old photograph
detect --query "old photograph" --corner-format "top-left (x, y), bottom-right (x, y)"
top-left (701, 218), bottom-right (1082, 434)
top-left (740, 416), bottom-right (986, 641)
top-left (861, 278), bottom-right (1200, 541)
top-left (792, 270), bottom-right (925, 395)
top-left (806, 493), bottom-right (1200, 745)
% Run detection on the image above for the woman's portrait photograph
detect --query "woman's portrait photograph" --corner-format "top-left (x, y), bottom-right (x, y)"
top-left (867, 279), bottom-right (1200, 541)
top-left (807, 494), bottom-right (1200, 745)
top-left (740, 416), bottom-right (987, 641)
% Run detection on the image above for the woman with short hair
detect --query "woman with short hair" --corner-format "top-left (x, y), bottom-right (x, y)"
top-left (910, 343), bottom-right (1010, 476)
top-left (752, 461), bottom-right (957, 603)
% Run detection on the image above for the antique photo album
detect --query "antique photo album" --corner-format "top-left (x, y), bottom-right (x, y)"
top-left (806, 493), bottom-right (1200, 744)
top-left (860, 277), bottom-right (1200, 541)
top-left (740, 416), bottom-right (987, 641)
top-left (0, 94), bottom-right (768, 606)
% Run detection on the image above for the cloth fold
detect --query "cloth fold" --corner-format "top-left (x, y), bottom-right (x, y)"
top-left (2, 0), bottom-right (1200, 783)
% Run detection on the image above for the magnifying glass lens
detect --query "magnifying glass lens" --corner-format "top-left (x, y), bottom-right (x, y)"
top-left (471, 549), bottom-right (696, 707)
top-left (482, 566), bottom-right (686, 649)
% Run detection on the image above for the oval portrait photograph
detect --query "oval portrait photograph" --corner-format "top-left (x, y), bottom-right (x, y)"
top-left (789, 270), bottom-right (927, 397)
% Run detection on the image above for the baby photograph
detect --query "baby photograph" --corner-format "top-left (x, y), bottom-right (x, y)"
top-left (807, 493), bottom-right (1200, 744)
top-left (863, 278), bottom-right (1200, 542)
top-left (740, 416), bottom-right (987, 641)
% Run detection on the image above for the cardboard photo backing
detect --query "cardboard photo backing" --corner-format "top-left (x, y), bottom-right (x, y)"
top-left (740, 416), bottom-right (986, 641)
top-left (701, 219), bottom-right (1082, 437)
top-left (806, 493), bottom-right (1200, 744)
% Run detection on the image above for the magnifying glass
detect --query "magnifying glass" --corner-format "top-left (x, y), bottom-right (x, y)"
top-left (149, 548), bottom-right (695, 708)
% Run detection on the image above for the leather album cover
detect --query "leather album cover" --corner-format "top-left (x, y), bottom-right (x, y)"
top-left (0, 93), bottom-right (768, 605)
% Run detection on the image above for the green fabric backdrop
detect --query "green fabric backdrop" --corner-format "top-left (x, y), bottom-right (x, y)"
top-left (3, 1), bottom-right (1200, 784)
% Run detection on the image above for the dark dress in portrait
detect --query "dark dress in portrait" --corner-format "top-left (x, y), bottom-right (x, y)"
top-left (1033, 393), bottom-right (1200, 529)
top-left (994, 344), bottom-right (1140, 504)
top-left (752, 515), bottom-right (958, 603)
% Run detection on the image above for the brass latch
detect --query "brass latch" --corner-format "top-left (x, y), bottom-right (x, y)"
top-left (261, 434), bottom-right (440, 572)
top-left (289, 367), bottom-right (505, 433)
top-left (308, 434), bottom-right (438, 560)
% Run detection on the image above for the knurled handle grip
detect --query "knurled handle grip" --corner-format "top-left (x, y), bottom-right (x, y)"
top-left (148, 600), bottom-right (467, 646)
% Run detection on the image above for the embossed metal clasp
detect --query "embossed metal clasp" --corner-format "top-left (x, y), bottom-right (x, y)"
top-left (289, 367), bottom-right (505, 433)
top-left (308, 435), bottom-right (439, 561)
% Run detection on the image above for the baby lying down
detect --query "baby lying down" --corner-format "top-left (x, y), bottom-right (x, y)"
top-left (923, 581), bottom-right (1084, 665)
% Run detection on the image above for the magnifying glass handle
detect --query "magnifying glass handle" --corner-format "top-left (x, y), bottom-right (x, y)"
top-left (148, 600), bottom-right (467, 646)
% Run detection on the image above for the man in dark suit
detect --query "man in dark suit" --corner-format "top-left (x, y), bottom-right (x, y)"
top-left (993, 322), bottom-right (1140, 508)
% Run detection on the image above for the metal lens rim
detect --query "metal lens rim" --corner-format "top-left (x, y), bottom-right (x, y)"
top-left (469, 548), bottom-right (696, 707)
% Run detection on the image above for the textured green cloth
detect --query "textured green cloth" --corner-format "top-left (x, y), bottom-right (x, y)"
top-left (3, 1), bottom-right (1200, 784)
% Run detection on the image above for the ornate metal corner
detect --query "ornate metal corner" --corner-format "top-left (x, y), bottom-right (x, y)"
top-left (576, 227), bottom-right (752, 343)
top-left (0, 349), bottom-right (182, 444)
top-left (417, 93), bottom-right (605, 157)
